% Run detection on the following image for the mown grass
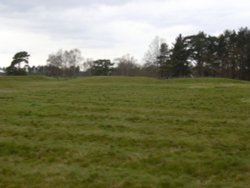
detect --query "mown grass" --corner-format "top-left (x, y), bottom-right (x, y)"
top-left (0, 76), bottom-right (250, 187)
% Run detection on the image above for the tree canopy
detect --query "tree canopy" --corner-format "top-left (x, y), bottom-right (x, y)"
top-left (6, 51), bottom-right (30, 75)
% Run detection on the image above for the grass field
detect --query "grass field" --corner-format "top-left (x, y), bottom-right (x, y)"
top-left (0, 76), bottom-right (250, 187)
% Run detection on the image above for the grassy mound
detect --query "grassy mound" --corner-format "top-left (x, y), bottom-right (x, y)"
top-left (0, 76), bottom-right (250, 187)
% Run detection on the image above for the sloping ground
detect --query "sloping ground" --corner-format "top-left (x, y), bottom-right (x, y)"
top-left (0, 76), bottom-right (250, 187)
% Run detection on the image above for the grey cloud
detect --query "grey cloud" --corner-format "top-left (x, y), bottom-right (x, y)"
top-left (0, 0), bottom-right (132, 10)
top-left (0, 0), bottom-right (127, 48)
top-left (0, 0), bottom-right (249, 66)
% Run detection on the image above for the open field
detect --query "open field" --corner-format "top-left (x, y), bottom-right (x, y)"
top-left (0, 76), bottom-right (250, 187)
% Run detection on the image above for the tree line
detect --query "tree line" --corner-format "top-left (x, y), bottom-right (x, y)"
top-left (156, 27), bottom-right (250, 80)
top-left (3, 27), bottom-right (250, 80)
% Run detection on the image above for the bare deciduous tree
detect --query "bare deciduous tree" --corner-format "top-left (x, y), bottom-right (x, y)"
top-left (143, 36), bottom-right (165, 66)
top-left (47, 49), bottom-right (83, 77)
top-left (113, 54), bottom-right (140, 76)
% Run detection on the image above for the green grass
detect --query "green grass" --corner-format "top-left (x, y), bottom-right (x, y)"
top-left (0, 76), bottom-right (250, 187)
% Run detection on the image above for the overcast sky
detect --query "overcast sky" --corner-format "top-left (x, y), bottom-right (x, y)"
top-left (0, 0), bottom-right (250, 67)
